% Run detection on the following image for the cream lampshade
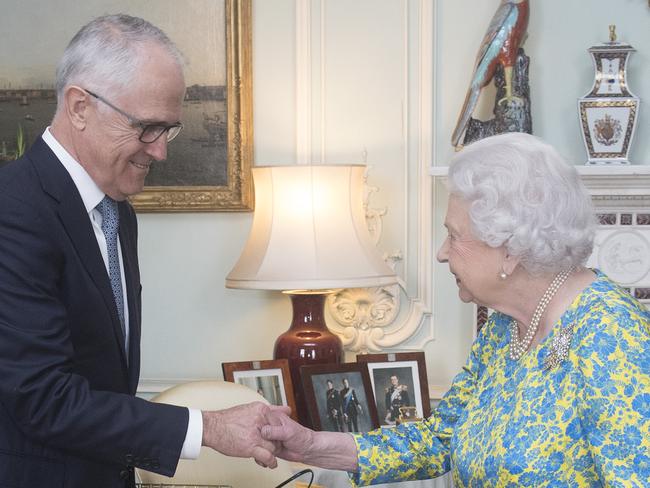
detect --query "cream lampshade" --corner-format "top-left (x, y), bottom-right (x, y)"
top-left (226, 164), bottom-right (397, 426)
top-left (226, 164), bottom-right (396, 290)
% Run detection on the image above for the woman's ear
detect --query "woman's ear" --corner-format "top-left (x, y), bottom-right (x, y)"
top-left (502, 251), bottom-right (520, 276)
top-left (63, 86), bottom-right (90, 131)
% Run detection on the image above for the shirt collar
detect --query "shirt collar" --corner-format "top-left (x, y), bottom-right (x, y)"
top-left (42, 127), bottom-right (105, 213)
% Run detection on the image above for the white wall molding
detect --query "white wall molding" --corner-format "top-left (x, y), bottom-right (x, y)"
top-left (382, 0), bottom-right (436, 351)
top-left (408, 0), bottom-right (436, 349)
top-left (321, 0), bottom-right (435, 353)
top-left (295, 0), bottom-right (312, 163)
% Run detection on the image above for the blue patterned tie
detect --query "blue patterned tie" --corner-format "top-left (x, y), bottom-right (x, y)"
top-left (98, 196), bottom-right (126, 344)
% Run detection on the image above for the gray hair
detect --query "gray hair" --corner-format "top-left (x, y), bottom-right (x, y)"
top-left (448, 132), bottom-right (596, 275)
top-left (55, 14), bottom-right (184, 105)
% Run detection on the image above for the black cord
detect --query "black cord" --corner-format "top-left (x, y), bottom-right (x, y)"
top-left (273, 467), bottom-right (314, 488)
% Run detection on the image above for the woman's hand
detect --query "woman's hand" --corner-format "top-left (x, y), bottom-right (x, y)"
top-left (261, 410), bottom-right (315, 463)
top-left (262, 410), bottom-right (359, 472)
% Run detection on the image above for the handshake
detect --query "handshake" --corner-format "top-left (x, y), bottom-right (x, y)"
top-left (201, 402), bottom-right (358, 472)
top-left (201, 402), bottom-right (308, 468)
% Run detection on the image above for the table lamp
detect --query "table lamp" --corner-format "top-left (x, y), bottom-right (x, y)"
top-left (226, 164), bottom-right (397, 425)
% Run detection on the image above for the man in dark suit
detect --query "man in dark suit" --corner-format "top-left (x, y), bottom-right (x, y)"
top-left (325, 380), bottom-right (344, 432)
top-left (340, 377), bottom-right (363, 433)
top-left (0, 14), bottom-right (282, 488)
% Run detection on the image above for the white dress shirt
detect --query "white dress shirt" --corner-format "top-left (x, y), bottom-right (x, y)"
top-left (42, 128), bottom-right (202, 460)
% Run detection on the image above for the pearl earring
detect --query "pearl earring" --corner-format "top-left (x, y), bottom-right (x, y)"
top-left (499, 271), bottom-right (508, 280)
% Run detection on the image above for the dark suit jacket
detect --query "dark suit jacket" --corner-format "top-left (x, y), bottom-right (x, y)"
top-left (0, 138), bottom-right (189, 487)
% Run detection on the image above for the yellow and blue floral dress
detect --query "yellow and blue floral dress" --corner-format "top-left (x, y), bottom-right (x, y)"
top-left (352, 271), bottom-right (650, 487)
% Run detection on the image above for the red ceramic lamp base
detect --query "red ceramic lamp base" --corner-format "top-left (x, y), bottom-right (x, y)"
top-left (273, 292), bottom-right (343, 427)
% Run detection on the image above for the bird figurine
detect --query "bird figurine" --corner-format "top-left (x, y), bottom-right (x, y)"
top-left (451, 0), bottom-right (530, 149)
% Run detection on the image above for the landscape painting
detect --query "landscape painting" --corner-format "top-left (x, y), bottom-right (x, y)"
top-left (0, 0), bottom-right (252, 211)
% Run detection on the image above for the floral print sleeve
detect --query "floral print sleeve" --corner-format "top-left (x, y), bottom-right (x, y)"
top-left (349, 316), bottom-right (497, 486)
top-left (348, 271), bottom-right (650, 487)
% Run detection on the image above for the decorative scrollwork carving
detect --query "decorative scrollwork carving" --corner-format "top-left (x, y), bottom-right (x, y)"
top-left (327, 166), bottom-right (404, 353)
top-left (328, 284), bottom-right (401, 353)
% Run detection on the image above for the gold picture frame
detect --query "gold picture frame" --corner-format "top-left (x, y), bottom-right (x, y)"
top-left (0, 0), bottom-right (252, 212)
top-left (130, 0), bottom-right (253, 212)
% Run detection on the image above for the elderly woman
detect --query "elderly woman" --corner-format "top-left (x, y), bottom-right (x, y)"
top-left (262, 133), bottom-right (650, 486)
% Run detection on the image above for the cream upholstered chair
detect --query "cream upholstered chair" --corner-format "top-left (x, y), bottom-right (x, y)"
top-left (136, 380), bottom-right (297, 488)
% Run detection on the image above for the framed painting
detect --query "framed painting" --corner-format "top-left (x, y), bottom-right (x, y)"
top-left (299, 363), bottom-right (379, 433)
top-left (0, 0), bottom-right (252, 212)
top-left (222, 359), bottom-right (298, 421)
top-left (357, 352), bottom-right (431, 426)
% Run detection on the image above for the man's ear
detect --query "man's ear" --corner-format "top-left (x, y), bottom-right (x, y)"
top-left (63, 86), bottom-right (90, 131)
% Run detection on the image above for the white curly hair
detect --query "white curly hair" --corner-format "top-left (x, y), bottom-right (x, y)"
top-left (448, 132), bottom-right (597, 275)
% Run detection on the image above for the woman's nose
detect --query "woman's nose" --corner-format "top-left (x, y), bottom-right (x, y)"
top-left (437, 236), bottom-right (450, 263)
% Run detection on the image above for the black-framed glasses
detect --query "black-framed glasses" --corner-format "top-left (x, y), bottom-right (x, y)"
top-left (84, 89), bottom-right (183, 143)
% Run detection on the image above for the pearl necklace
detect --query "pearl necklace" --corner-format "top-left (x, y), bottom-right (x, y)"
top-left (509, 266), bottom-right (575, 361)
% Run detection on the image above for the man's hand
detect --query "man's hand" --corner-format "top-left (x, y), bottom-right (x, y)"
top-left (201, 402), bottom-right (290, 468)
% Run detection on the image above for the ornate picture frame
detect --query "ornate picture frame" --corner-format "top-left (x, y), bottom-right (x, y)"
top-left (131, 0), bottom-right (253, 212)
top-left (300, 363), bottom-right (379, 433)
top-left (222, 358), bottom-right (297, 421)
top-left (357, 352), bottom-right (431, 426)
top-left (0, 0), bottom-right (252, 212)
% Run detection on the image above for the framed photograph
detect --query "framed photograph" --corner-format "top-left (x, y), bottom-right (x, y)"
top-left (357, 352), bottom-right (431, 427)
top-left (222, 359), bottom-right (297, 421)
top-left (300, 363), bottom-right (379, 433)
top-left (0, 0), bottom-right (252, 212)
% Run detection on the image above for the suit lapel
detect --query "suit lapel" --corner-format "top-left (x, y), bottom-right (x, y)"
top-left (29, 138), bottom-right (130, 374)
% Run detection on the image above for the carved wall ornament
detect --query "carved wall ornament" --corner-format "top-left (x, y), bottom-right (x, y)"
top-left (589, 207), bottom-right (650, 312)
top-left (327, 284), bottom-right (401, 354)
top-left (596, 230), bottom-right (650, 284)
top-left (327, 169), bottom-right (404, 353)
top-left (361, 165), bottom-right (387, 246)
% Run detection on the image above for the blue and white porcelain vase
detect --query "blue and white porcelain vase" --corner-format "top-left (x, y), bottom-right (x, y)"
top-left (578, 25), bottom-right (640, 165)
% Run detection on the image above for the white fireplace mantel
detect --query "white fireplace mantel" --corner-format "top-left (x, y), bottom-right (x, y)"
top-left (430, 164), bottom-right (650, 203)
top-left (430, 164), bottom-right (650, 179)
